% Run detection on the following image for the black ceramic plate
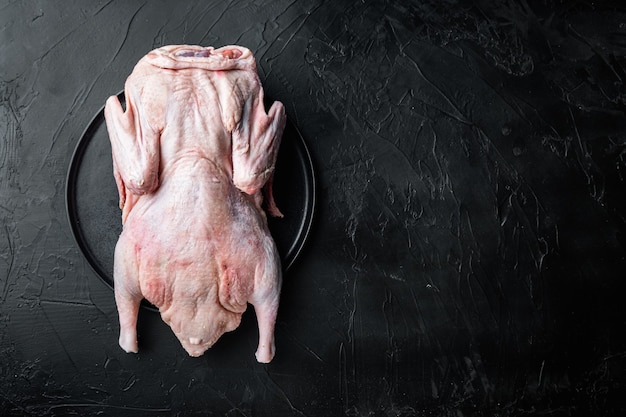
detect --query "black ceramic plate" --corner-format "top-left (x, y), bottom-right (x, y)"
top-left (66, 92), bottom-right (315, 292)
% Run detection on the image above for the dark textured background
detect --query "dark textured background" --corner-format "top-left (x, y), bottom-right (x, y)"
top-left (2, 0), bottom-right (626, 415)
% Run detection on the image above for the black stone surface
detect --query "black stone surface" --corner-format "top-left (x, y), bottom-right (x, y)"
top-left (1, 1), bottom-right (626, 416)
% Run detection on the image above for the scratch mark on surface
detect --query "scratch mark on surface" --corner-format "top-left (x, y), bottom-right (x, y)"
top-left (108, 1), bottom-right (148, 68)
top-left (43, 403), bottom-right (171, 413)
top-left (276, 3), bottom-right (322, 57)
top-left (261, 1), bottom-right (324, 78)
top-left (198, 0), bottom-right (238, 44)
top-left (281, 330), bottom-right (325, 363)
top-left (39, 298), bottom-right (94, 307)
top-left (43, 86), bottom-right (87, 173)
top-left (261, 368), bottom-right (308, 416)
top-left (405, 51), bottom-right (472, 126)
top-left (1, 224), bottom-right (15, 302)
top-left (92, 0), bottom-right (115, 17)
top-left (40, 306), bottom-right (79, 373)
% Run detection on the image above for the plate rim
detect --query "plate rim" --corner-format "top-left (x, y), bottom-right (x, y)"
top-left (65, 91), bottom-right (316, 291)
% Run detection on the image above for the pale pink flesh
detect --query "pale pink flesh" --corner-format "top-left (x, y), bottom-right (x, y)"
top-left (104, 45), bottom-right (285, 363)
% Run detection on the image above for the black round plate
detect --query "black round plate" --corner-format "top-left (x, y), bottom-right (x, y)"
top-left (66, 92), bottom-right (315, 291)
